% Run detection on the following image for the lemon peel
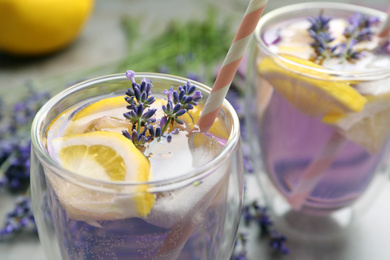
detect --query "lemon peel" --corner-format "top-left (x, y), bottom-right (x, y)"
top-left (258, 54), bottom-right (367, 118)
top-left (0, 0), bottom-right (94, 56)
top-left (49, 131), bottom-right (155, 221)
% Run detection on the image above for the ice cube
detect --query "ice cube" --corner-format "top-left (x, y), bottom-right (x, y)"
top-left (145, 133), bottom-right (228, 229)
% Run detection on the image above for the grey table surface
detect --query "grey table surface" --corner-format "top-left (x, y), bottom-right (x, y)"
top-left (1, 0), bottom-right (389, 259)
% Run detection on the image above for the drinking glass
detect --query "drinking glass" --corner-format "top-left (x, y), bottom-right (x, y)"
top-left (30, 73), bottom-right (243, 259)
top-left (246, 2), bottom-right (390, 237)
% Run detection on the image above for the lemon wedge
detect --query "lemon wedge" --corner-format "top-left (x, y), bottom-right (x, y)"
top-left (258, 54), bottom-right (367, 119)
top-left (48, 131), bottom-right (155, 223)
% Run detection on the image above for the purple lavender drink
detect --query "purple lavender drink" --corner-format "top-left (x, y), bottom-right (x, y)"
top-left (247, 3), bottom-right (390, 215)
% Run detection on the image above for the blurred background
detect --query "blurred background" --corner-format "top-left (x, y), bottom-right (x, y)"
top-left (0, 0), bottom-right (389, 259)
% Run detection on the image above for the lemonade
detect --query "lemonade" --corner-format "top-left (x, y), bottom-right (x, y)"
top-left (247, 3), bottom-right (390, 215)
top-left (30, 73), bottom-right (243, 259)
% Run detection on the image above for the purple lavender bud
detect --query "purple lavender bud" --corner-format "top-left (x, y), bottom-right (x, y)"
top-left (187, 84), bottom-right (196, 95)
top-left (166, 101), bottom-right (172, 113)
top-left (174, 118), bottom-right (183, 124)
top-left (175, 109), bottom-right (186, 117)
top-left (134, 86), bottom-right (141, 101)
top-left (19, 217), bottom-right (30, 227)
top-left (136, 104), bottom-right (144, 117)
top-left (145, 96), bottom-right (156, 105)
top-left (122, 130), bottom-right (131, 140)
top-left (148, 126), bottom-right (155, 136)
top-left (140, 91), bottom-right (147, 102)
top-left (164, 86), bottom-right (174, 103)
top-left (173, 90), bottom-right (179, 103)
top-left (131, 129), bottom-right (139, 141)
top-left (160, 117), bottom-right (167, 128)
top-left (126, 70), bottom-right (136, 84)
top-left (178, 89), bottom-right (185, 101)
top-left (193, 91), bottom-right (202, 102)
top-left (184, 96), bottom-right (193, 104)
top-left (171, 128), bottom-right (180, 135)
top-left (143, 108), bottom-right (157, 119)
top-left (155, 127), bottom-right (161, 137)
top-left (172, 103), bottom-right (181, 114)
top-left (125, 88), bottom-right (135, 97)
top-left (146, 118), bottom-right (156, 124)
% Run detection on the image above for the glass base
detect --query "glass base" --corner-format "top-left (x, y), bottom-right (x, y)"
top-left (270, 196), bottom-right (353, 241)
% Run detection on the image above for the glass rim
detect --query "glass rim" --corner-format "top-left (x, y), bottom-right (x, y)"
top-left (254, 2), bottom-right (390, 78)
top-left (31, 72), bottom-right (241, 191)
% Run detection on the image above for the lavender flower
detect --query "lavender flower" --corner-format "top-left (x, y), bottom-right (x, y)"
top-left (0, 88), bottom-right (49, 193)
top-left (123, 70), bottom-right (202, 146)
top-left (308, 11), bottom-right (331, 34)
top-left (241, 201), bottom-right (289, 255)
top-left (308, 11), bottom-right (379, 63)
top-left (0, 197), bottom-right (37, 240)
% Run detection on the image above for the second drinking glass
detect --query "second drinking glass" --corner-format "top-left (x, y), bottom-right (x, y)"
top-left (246, 2), bottom-right (390, 237)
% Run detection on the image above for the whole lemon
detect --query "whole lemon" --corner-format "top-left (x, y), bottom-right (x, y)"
top-left (0, 0), bottom-right (94, 56)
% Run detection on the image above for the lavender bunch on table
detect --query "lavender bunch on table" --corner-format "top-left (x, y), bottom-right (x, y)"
top-left (0, 86), bottom-right (49, 239)
top-left (0, 88), bottom-right (50, 193)
top-left (0, 197), bottom-right (36, 240)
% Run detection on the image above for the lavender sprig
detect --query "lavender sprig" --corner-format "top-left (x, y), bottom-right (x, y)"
top-left (160, 83), bottom-right (202, 133)
top-left (122, 70), bottom-right (202, 146)
top-left (0, 88), bottom-right (50, 193)
top-left (308, 11), bottom-right (338, 62)
top-left (244, 201), bottom-right (288, 254)
top-left (308, 11), bottom-right (380, 63)
top-left (0, 197), bottom-right (37, 240)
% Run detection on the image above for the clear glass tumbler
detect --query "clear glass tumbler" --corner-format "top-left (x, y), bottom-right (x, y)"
top-left (30, 73), bottom-right (243, 259)
top-left (246, 2), bottom-right (390, 237)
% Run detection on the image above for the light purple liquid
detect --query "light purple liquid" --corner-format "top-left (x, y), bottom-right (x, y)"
top-left (258, 90), bottom-right (385, 213)
top-left (47, 178), bottom-right (229, 260)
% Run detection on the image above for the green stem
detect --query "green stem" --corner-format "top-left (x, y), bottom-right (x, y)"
top-left (137, 118), bottom-right (142, 135)
top-left (161, 116), bottom-right (172, 134)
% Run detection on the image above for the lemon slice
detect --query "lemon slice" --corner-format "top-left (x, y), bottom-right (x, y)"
top-left (258, 54), bottom-right (367, 119)
top-left (72, 96), bottom-right (128, 121)
top-left (329, 92), bottom-right (390, 153)
top-left (178, 104), bottom-right (230, 140)
top-left (61, 96), bottom-right (165, 136)
top-left (48, 131), bottom-right (155, 223)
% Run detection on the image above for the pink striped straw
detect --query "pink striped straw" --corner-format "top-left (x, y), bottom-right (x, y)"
top-left (196, 0), bottom-right (268, 133)
top-left (287, 132), bottom-right (345, 210)
top-left (378, 7), bottom-right (390, 38)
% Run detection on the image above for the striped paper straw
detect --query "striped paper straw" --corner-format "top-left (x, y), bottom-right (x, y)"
top-left (378, 7), bottom-right (390, 38)
top-left (196, 0), bottom-right (268, 133)
top-left (287, 132), bottom-right (345, 210)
